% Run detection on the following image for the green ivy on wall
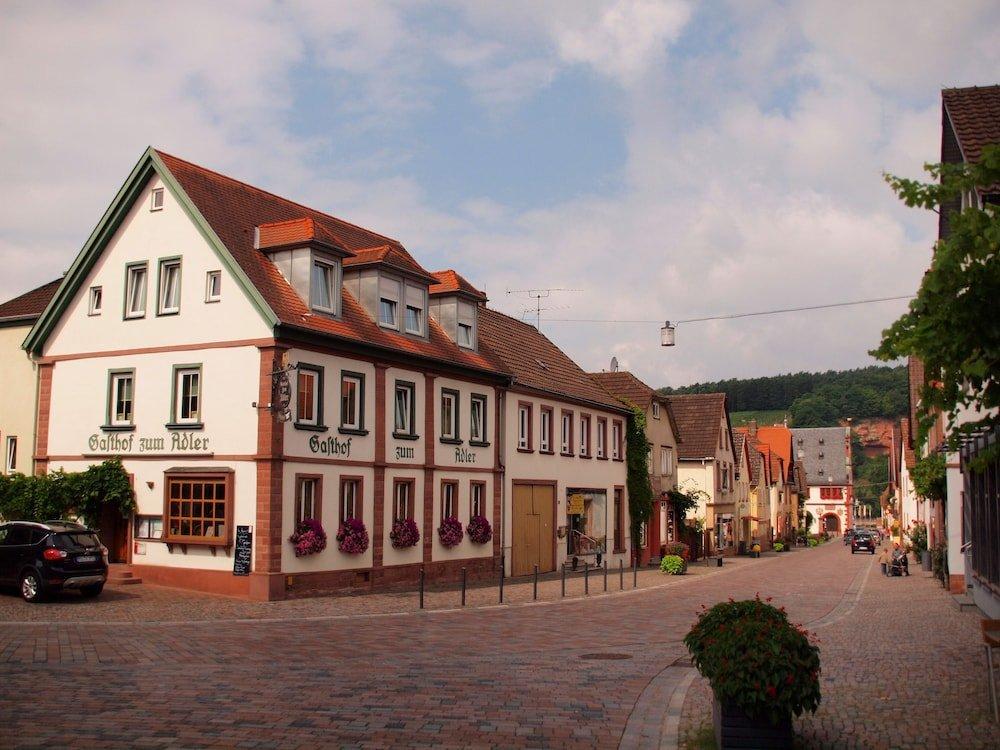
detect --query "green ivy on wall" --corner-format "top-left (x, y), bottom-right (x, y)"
top-left (0, 459), bottom-right (135, 526)
top-left (625, 404), bottom-right (653, 559)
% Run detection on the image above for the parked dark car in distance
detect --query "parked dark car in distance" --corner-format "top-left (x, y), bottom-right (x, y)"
top-left (0, 521), bottom-right (109, 602)
top-left (843, 528), bottom-right (855, 545)
top-left (851, 532), bottom-right (876, 555)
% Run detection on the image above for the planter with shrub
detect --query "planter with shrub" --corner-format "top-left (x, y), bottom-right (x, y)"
top-left (389, 518), bottom-right (420, 549)
top-left (289, 518), bottom-right (328, 557)
top-left (336, 518), bottom-right (370, 554)
top-left (684, 596), bottom-right (821, 749)
top-left (773, 542), bottom-right (785, 553)
top-left (807, 538), bottom-right (819, 548)
top-left (438, 516), bottom-right (464, 548)
top-left (466, 514), bottom-right (493, 544)
top-left (660, 554), bottom-right (687, 575)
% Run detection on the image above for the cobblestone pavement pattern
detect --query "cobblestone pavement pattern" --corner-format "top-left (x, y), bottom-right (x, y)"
top-left (1, 542), bottom-right (992, 748)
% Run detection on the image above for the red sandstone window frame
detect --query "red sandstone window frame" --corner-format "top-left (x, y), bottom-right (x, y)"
top-left (561, 409), bottom-right (575, 456)
top-left (579, 414), bottom-right (592, 458)
top-left (294, 473), bottom-right (323, 526)
top-left (161, 470), bottom-right (234, 548)
top-left (392, 478), bottom-right (416, 522)
top-left (441, 479), bottom-right (459, 520)
top-left (539, 406), bottom-right (554, 454)
top-left (339, 475), bottom-right (364, 524)
top-left (470, 480), bottom-right (486, 518)
top-left (596, 418), bottom-right (607, 459)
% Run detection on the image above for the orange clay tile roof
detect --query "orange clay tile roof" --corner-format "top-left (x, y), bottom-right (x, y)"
top-left (343, 244), bottom-right (438, 283)
top-left (429, 270), bottom-right (487, 301)
top-left (756, 425), bottom-right (795, 481)
top-left (942, 85), bottom-right (1000, 166)
top-left (589, 370), bottom-right (681, 439)
top-left (478, 308), bottom-right (625, 412)
top-left (0, 278), bottom-right (62, 323)
top-left (256, 217), bottom-right (350, 253)
top-left (666, 393), bottom-right (728, 459)
top-left (156, 150), bottom-right (504, 376)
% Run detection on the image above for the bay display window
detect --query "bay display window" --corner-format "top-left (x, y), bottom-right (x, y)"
top-left (566, 488), bottom-right (607, 556)
top-left (378, 276), bottom-right (401, 329)
top-left (561, 411), bottom-right (573, 455)
top-left (107, 370), bottom-right (135, 428)
top-left (517, 403), bottom-right (532, 451)
top-left (393, 479), bottom-right (415, 522)
top-left (540, 407), bottom-right (553, 453)
top-left (134, 515), bottom-right (163, 540)
top-left (296, 365), bottom-right (323, 428)
top-left (340, 477), bottom-right (362, 523)
top-left (441, 480), bottom-right (458, 519)
top-left (205, 270), bottom-right (222, 302)
top-left (470, 394), bottom-right (487, 444)
top-left (157, 258), bottom-right (182, 315)
top-left (340, 372), bottom-right (365, 431)
top-left (596, 418), bottom-right (607, 458)
top-left (163, 473), bottom-right (233, 545)
top-left (457, 300), bottom-right (476, 349)
top-left (471, 481), bottom-right (485, 517)
top-left (89, 286), bottom-right (103, 315)
top-left (124, 262), bottom-right (147, 319)
top-left (171, 365), bottom-right (202, 426)
top-left (441, 389), bottom-right (460, 442)
top-left (404, 283), bottom-right (426, 335)
top-left (295, 476), bottom-right (321, 525)
top-left (579, 414), bottom-right (591, 457)
top-left (394, 381), bottom-right (416, 437)
top-left (4, 436), bottom-right (16, 474)
top-left (311, 258), bottom-right (339, 314)
top-left (612, 421), bottom-right (623, 460)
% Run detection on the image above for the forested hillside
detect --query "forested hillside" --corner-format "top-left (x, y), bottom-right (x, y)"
top-left (659, 365), bottom-right (907, 427)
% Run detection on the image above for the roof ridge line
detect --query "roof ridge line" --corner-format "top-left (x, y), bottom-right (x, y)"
top-left (154, 149), bottom-right (403, 247)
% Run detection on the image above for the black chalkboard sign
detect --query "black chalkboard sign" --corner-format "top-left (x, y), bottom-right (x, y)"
top-left (233, 525), bottom-right (252, 576)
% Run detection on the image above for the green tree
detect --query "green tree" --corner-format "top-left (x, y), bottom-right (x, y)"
top-left (873, 145), bottom-right (1000, 451)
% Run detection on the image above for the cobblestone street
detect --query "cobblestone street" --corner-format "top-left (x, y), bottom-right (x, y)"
top-left (1, 542), bottom-right (994, 748)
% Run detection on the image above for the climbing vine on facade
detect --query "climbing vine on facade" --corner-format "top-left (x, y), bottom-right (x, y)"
top-left (625, 404), bottom-right (653, 558)
top-left (0, 459), bottom-right (134, 524)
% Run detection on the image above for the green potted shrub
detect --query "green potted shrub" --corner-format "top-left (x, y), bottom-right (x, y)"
top-left (773, 542), bottom-right (785, 553)
top-left (684, 597), bottom-right (821, 749)
top-left (660, 554), bottom-right (687, 575)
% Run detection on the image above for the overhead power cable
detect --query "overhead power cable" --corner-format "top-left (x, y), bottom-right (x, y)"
top-left (536, 294), bottom-right (915, 325)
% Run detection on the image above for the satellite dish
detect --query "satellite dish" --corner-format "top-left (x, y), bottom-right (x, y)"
top-left (610, 356), bottom-right (619, 372)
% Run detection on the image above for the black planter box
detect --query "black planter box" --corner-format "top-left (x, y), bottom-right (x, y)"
top-left (713, 698), bottom-right (793, 749)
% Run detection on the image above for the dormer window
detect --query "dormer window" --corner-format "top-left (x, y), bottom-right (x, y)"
top-left (458, 322), bottom-right (473, 348)
top-left (404, 282), bottom-right (427, 336)
top-left (311, 258), bottom-right (338, 314)
top-left (378, 276), bottom-right (401, 330)
top-left (652, 402), bottom-right (660, 419)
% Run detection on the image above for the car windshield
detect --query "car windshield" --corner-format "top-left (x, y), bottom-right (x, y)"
top-left (53, 532), bottom-right (101, 549)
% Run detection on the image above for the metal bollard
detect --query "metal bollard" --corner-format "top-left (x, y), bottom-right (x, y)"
top-left (633, 558), bottom-right (638, 589)
top-left (584, 561), bottom-right (590, 595)
top-left (717, 555), bottom-right (723, 568)
top-left (619, 559), bottom-right (624, 590)
top-left (562, 564), bottom-right (566, 597)
top-left (499, 563), bottom-right (505, 604)
top-left (419, 568), bottom-right (425, 609)
top-left (603, 560), bottom-right (608, 592)
top-left (533, 564), bottom-right (539, 601)
top-left (461, 566), bottom-right (467, 607)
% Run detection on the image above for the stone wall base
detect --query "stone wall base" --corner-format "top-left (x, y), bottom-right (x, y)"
top-left (948, 574), bottom-right (967, 594)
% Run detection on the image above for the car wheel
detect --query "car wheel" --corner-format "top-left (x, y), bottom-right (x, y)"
top-left (80, 583), bottom-right (104, 598)
top-left (20, 571), bottom-right (45, 603)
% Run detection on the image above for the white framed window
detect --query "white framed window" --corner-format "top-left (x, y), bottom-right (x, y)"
top-left (404, 283), bottom-right (426, 335)
top-left (561, 413), bottom-right (572, 454)
top-left (108, 370), bottom-right (135, 427)
top-left (88, 286), bottom-right (102, 316)
top-left (205, 270), bottom-right (221, 302)
top-left (441, 480), bottom-right (457, 519)
top-left (134, 515), bottom-right (163, 540)
top-left (172, 366), bottom-right (202, 425)
top-left (296, 367), bottom-right (321, 427)
top-left (470, 395), bottom-right (486, 443)
top-left (311, 259), bottom-right (338, 314)
top-left (150, 187), bottom-right (164, 211)
top-left (457, 299), bottom-right (476, 349)
top-left (540, 408), bottom-right (552, 452)
top-left (612, 421), bottom-right (622, 460)
top-left (517, 403), bottom-right (531, 450)
top-left (652, 401), bottom-right (660, 419)
top-left (125, 263), bottom-right (147, 319)
top-left (596, 419), bottom-right (606, 458)
top-left (441, 390), bottom-right (459, 440)
top-left (660, 447), bottom-right (669, 476)
top-left (393, 480), bottom-right (413, 522)
top-left (340, 478), bottom-right (361, 522)
top-left (340, 372), bottom-right (364, 430)
top-left (4, 436), bottom-right (17, 474)
top-left (580, 414), bottom-right (591, 456)
top-left (458, 322), bottom-right (473, 348)
top-left (394, 381), bottom-right (415, 435)
top-left (378, 275), bottom-right (401, 329)
top-left (471, 482), bottom-right (485, 518)
top-left (296, 477), bottom-right (318, 525)
top-left (157, 258), bottom-right (181, 315)
top-left (665, 447), bottom-right (674, 475)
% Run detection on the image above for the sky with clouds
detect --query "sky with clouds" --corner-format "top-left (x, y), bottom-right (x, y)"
top-left (2, 1), bottom-right (999, 387)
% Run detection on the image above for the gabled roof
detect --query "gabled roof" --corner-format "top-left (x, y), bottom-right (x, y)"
top-left (733, 432), bottom-right (752, 482)
top-left (343, 244), bottom-right (438, 284)
top-left (429, 269), bottom-right (487, 301)
top-left (748, 442), bottom-right (767, 485)
top-left (666, 393), bottom-right (729, 459)
top-left (757, 425), bottom-right (795, 482)
top-left (791, 427), bottom-right (849, 486)
top-left (590, 371), bottom-right (681, 439)
top-left (0, 278), bottom-right (62, 326)
top-left (942, 85), bottom-right (1000, 166)
top-left (256, 217), bottom-right (351, 255)
top-left (478, 308), bottom-right (625, 412)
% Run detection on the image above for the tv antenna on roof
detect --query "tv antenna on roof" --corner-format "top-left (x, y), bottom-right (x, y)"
top-left (610, 356), bottom-right (619, 372)
top-left (506, 287), bottom-right (581, 330)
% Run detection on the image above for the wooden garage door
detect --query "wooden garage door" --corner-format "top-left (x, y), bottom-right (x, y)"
top-left (511, 484), bottom-right (555, 577)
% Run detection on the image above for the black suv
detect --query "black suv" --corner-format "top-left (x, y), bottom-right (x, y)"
top-left (851, 531), bottom-right (876, 555)
top-left (0, 521), bottom-right (108, 602)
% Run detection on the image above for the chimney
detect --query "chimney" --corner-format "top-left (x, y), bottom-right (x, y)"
top-left (748, 419), bottom-right (758, 439)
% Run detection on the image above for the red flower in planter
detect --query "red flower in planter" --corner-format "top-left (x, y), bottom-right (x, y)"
top-left (335, 518), bottom-right (370, 554)
top-left (466, 515), bottom-right (492, 544)
top-left (389, 518), bottom-right (420, 549)
top-left (438, 516), bottom-right (463, 548)
top-left (288, 518), bottom-right (328, 557)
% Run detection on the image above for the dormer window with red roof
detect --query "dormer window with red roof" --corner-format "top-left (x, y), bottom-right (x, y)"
top-left (429, 270), bottom-right (485, 351)
top-left (311, 258), bottom-right (339, 315)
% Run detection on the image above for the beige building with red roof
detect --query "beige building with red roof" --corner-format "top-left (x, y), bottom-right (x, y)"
top-left (19, 147), bottom-right (632, 598)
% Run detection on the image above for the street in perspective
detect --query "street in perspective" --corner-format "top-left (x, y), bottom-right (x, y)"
top-left (1, 3), bottom-right (999, 749)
